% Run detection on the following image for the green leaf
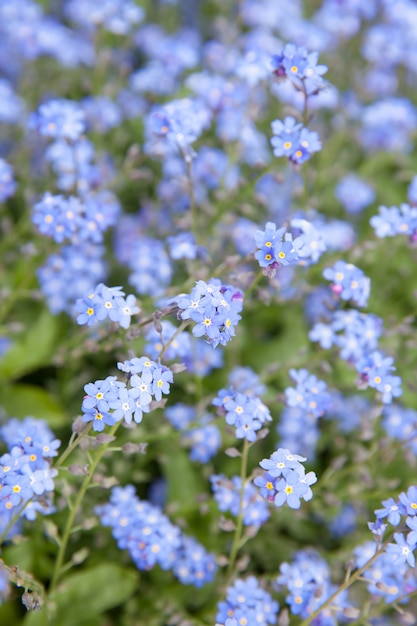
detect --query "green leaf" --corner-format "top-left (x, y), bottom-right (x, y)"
top-left (0, 383), bottom-right (67, 427)
top-left (0, 310), bottom-right (62, 380)
top-left (24, 564), bottom-right (138, 626)
top-left (161, 447), bottom-right (203, 515)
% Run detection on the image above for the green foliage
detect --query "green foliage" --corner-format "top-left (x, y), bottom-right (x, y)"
top-left (24, 564), bottom-right (138, 626)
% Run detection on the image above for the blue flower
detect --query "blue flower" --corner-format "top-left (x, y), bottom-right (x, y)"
top-left (82, 378), bottom-right (121, 412)
top-left (375, 497), bottom-right (405, 526)
top-left (130, 370), bottom-right (154, 406)
top-left (96, 485), bottom-right (217, 586)
top-left (37, 243), bottom-right (106, 316)
top-left (271, 44), bottom-right (328, 94)
top-left (166, 232), bottom-right (198, 260)
top-left (323, 260), bottom-right (370, 308)
top-left (386, 533), bottom-right (416, 567)
top-left (183, 424), bottom-right (221, 463)
top-left (253, 473), bottom-right (277, 501)
top-left (335, 174), bottom-right (375, 214)
top-left (145, 98), bottom-right (211, 159)
top-left (216, 576), bottom-right (279, 626)
top-left (82, 408), bottom-right (116, 432)
top-left (270, 117), bottom-right (321, 164)
top-left (274, 470), bottom-right (309, 509)
top-left (3, 473), bottom-right (33, 507)
top-left (254, 221), bottom-right (285, 249)
top-left (108, 386), bottom-right (136, 423)
top-left (285, 369), bottom-right (330, 418)
top-left (254, 222), bottom-right (303, 269)
top-left (76, 283), bottom-right (139, 329)
top-left (65, 0), bottom-right (144, 34)
top-left (165, 404), bottom-right (196, 430)
top-left (406, 516), bottom-right (417, 545)
top-left (173, 536), bottom-right (217, 587)
top-left (152, 368), bottom-right (173, 402)
top-left (257, 449), bottom-right (316, 509)
top-left (259, 448), bottom-right (306, 477)
top-left (356, 350), bottom-right (402, 404)
top-left (399, 486), bottom-right (417, 516)
top-left (177, 279), bottom-right (243, 348)
top-left (29, 98), bottom-right (86, 140)
top-left (21, 465), bottom-right (57, 496)
top-left (211, 475), bottom-right (269, 526)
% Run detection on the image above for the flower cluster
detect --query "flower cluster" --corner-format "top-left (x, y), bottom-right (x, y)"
top-left (309, 301), bottom-right (401, 403)
top-left (349, 488), bottom-right (417, 603)
top-left (290, 217), bottom-right (327, 264)
top-left (381, 405), bottom-right (417, 455)
top-left (145, 97), bottom-right (211, 159)
top-left (82, 357), bottom-right (173, 430)
top-left (271, 44), bottom-right (328, 94)
top-left (65, 0), bottom-right (144, 35)
top-left (254, 221), bottom-right (303, 270)
top-left (37, 243), bottom-right (106, 315)
top-left (96, 485), bottom-right (217, 587)
top-left (323, 260), bottom-right (371, 308)
top-left (75, 283), bottom-right (140, 329)
top-left (276, 550), bottom-right (351, 620)
top-left (0, 417), bottom-right (60, 533)
top-left (354, 540), bottom-right (417, 603)
top-left (360, 98), bottom-right (417, 153)
top-left (276, 406), bottom-right (320, 460)
top-left (29, 99), bottom-right (86, 141)
top-left (4, 0), bottom-right (417, 622)
top-left (210, 475), bottom-right (270, 527)
top-left (213, 386), bottom-right (271, 442)
top-left (285, 369), bottom-right (331, 419)
top-left (270, 116), bottom-right (322, 164)
top-left (335, 174), bottom-right (375, 214)
top-left (355, 350), bottom-right (403, 404)
top-left (309, 309), bottom-right (382, 357)
top-left (216, 576), bottom-right (279, 626)
top-left (176, 279), bottom-right (243, 348)
top-left (29, 96), bottom-right (123, 319)
top-left (255, 448), bottom-right (317, 510)
top-left (375, 487), bottom-right (417, 530)
top-left (32, 191), bottom-right (120, 245)
top-left (30, 97), bottom-right (118, 197)
top-left (370, 203), bottom-right (417, 240)
top-left (182, 423), bottom-right (222, 463)
top-left (117, 234), bottom-right (173, 298)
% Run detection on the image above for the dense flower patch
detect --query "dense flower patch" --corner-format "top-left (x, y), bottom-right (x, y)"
top-left (0, 1), bottom-right (417, 624)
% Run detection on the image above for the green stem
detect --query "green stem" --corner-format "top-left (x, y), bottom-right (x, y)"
top-left (55, 424), bottom-right (93, 468)
top-left (226, 438), bottom-right (250, 581)
top-left (243, 270), bottom-right (264, 299)
top-left (317, 432), bottom-right (405, 491)
top-left (348, 589), bottom-right (417, 626)
top-left (49, 421), bottom-right (121, 593)
top-left (158, 320), bottom-right (190, 359)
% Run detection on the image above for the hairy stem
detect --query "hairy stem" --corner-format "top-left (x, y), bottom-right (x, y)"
top-left (226, 438), bottom-right (250, 581)
top-left (49, 421), bottom-right (121, 592)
